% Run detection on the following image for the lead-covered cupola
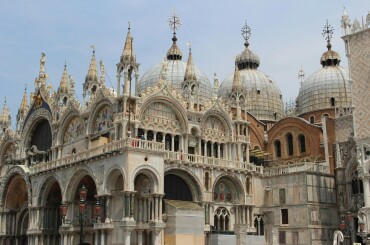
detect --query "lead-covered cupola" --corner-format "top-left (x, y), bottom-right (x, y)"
top-left (296, 21), bottom-right (352, 117)
top-left (219, 22), bottom-right (284, 122)
top-left (138, 13), bottom-right (213, 103)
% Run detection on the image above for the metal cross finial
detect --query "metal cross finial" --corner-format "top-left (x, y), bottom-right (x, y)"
top-left (241, 21), bottom-right (251, 45)
top-left (322, 20), bottom-right (334, 43)
top-left (186, 41), bottom-right (191, 53)
top-left (298, 66), bottom-right (305, 85)
top-left (90, 45), bottom-right (96, 54)
top-left (128, 21), bottom-right (131, 31)
top-left (168, 12), bottom-right (181, 34)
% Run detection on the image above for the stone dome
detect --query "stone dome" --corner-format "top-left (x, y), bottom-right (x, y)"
top-left (219, 37), bottom-right (284, 122)
top-left (296, 65), bottom-right (351, 116)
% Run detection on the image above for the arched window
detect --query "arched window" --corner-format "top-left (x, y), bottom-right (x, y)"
top-left (298, 134), bottom-right (306, 153)
top-left (286, 133), bottom-right (294, 156)
top-left (254, 215), bottom-right (264, 236)
top-left (213, 207), bottom-right (230, 231)
top-left (309, 116), bottom-right (315, 124)
top-left (30, 120), bottom-right (52, 151)
top-left (330, 97), bottom-right (336, 107)
top-left (274, 140), bottom-right (282, 158)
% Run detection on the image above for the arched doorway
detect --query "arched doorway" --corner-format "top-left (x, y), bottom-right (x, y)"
top-left (3, 174), bottom-right (29, 244)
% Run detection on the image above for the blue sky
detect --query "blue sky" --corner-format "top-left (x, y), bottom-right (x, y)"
top-left (0, 0), bottom-right (368, 125)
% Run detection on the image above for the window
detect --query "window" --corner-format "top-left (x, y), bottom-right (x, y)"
top-left (279, 231), bottom-right (286, 244)
top-left (214, 207), bottom-right (230, 231)
top-left (309, 115), bottom-right (315, 124)
top-left (298, 134), bottom-right (306, 153)
top-left (281, 209), bottom-right (289, 224)
top-left (351, 170), bottom-right (364, 194)
top-left (274, 140), bottom-right (282, 158)
top-left (286, 133), bottom-right (294, 156)
top-left (330, 97), bottom-right (335, 107)
top-left (279, 189), bottom-right (286, 205)
top-left (254, 215), bottom-right (264, 236)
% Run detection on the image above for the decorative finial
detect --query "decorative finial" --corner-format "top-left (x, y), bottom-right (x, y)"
top-left (298, 66), bottom-right (305, 85)
top-left (128, 21), bottom-right (131, 31)
top-left (168, 11), bottom-right (181, 35)
top-left (91, 45), bottom-right (96, 54)
top-left (64, 61), bottom-right (67, 69)
top-left (322, 20), bottom-right (334, 50)
top-left (186, 41), bottom-right (191, 53)
top-left (241, 21), bottom-right (251, 48)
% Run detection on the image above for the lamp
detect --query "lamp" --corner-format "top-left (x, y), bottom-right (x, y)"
top-left (93, 200), bottom-right (101, 222)
top-left (79, 185), bottom-right (88, 202)
top-left (60, 202), bottom-right (68, 223)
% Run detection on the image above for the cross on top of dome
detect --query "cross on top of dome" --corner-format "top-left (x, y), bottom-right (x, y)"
top-left (241, 21), bottom-right (251, 48)
top-left (322, 20), bottom-right (334, 50)
top-left (168, 11), bottom-right (181, 35)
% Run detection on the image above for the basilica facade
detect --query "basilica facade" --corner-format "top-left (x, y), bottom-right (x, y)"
top-left (0, 11), bottom-right (369, 245)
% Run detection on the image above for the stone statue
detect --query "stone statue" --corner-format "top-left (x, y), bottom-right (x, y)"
top-left (40, 53), bottom-right (46, 72)
top-left (160, 57), bottom-right (168, 81)
top-left (99, 60), bottom-right (106, 79)
top-left (213, 72), bottom-right (219, 88)
top-left (332, 230), bottom-right (344, 245)
top-left (69, 75), bottom-right (75, 91)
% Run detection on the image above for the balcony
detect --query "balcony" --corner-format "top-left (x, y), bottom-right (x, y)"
top-left (263, 161), bottom-right (329, 176)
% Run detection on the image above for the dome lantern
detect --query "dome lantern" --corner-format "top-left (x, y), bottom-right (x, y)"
top-left (235, 22), bottom-right (260, 70)
top-left (320, 20), bottom-right (341, 67)
top-left (167, 13), bottom-right (182, 61)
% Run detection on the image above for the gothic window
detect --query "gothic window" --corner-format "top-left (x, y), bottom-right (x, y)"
top-left (298, 134), bottom-right (306, 153)
top-left (147, 131), bottom-right (154, 141)
top-left (254, 215), bottom-right (264, 236)
top-left (309, 115), bottom-right (315, 124)
top-left (93, 106), bottom-right (113, 133)
top-left (213, 207), bottom-right (230, 231)
top-left (63, 117), bottom-right (85, 144)
top-left (274, 140), bottom-right (282, 158)
top-left (286, 133), bottom-right (294, 156)
top-left (30, 119), bottom-right (52, 151)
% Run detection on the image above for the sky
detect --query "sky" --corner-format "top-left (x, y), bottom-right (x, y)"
top-left (0, 0), bottom-right (368, 126)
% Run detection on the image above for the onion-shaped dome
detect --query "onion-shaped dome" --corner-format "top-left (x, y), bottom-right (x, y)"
top-left (296, 25), bottom-right (352, 116)
top-left (138, 60), bottom-right (213, 103)
top-left (138, 34), bottom-right (213, 103)
top-left (296, 61), bottom-right (351, 116)
top-left (219, 23), bottom-right (284, 122)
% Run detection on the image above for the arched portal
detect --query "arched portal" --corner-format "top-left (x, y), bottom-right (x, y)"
top-left (3, 174), bottom-right (29, 244)
top-left (164, 174), bottom-right (193, 202)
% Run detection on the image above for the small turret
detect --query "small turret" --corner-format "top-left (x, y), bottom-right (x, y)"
top-left (58, 63), bottom-right (69, 94)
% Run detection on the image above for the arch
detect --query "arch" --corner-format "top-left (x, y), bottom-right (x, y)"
top-left (274, 140), bottom-right (282, 158)
top-left (201, 109), bottom-right (233, 140)
top-left (105, 166), bottom-right (126, 193)
top-left (164, 167), bottom-right (203, 201)
top-left (298, 134), bottom-right (306, 153)
top-left (64, 167), bottom-right (97, 201)
top-left (37, 175), bottom-right (62, 206)
top-left (285, 133), bottom-right (294, 156)
top-left (309, 115), bottom-right (315, 124)
top-left (56, 110), bottom-right (81, 144)
top-left (131, 165), bottom-right (161, 193)
top-left (21, 108), bottom-right (53, 154)
top-left (0, 166), bottom-right (31, 206)
top-left (17, 208), bottom-right (29, 245)
top-left (87, 99), bottom-right (114, 135)
top-left (212, 174), bottom-right (244, 204)
top-left (139, 95), bottom-right (189, 134)
top-left (0, 140), bottom-right (16, 165)
top-left (4, 174), bottom-right (28, 210)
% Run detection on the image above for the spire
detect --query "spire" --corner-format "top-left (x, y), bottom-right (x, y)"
top-left (121, 22), bottom-right (136, 63)
top-left (184, 43), bottom-right (197, 81)
top-left (58, 62), bottom-right (69, 94)
top-left (298, 66), bottom-right (305, 86)
top-left (86, 46), bottom-right (98, 83)
top-left (0, 97), bottom-right (10, 128)
top-left (232, 64), bottom-right (241, 91)
top-left (20, 85), bottom-right (29, 114)
top-left (167, 12), bottom-right (182, 60)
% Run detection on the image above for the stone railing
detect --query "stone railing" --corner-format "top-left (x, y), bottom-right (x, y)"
top-left (263, 161), bottom-right (329, 176)
top-left (165, 151), bottom-right (263, 174)
top-left (29, 138), bottom-right (164, 174)
top-left (114, 112), bottom-right (138, 122)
